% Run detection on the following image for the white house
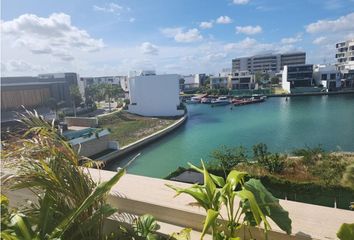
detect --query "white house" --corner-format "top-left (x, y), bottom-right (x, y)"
top-left (127, 73), bottom-right (184, 117)
top-left (313, 65), bottom-right (341, 91)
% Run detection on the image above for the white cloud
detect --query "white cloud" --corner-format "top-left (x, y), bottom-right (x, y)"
top-left (313, 36), bottom-right (327, 45)
top-left (4, 60), bottom-right (45, 73)
top-left (93, 3), bottom-right (123, 14)
top-left (224, 37), bottom-right (298, 56)
top-left (161, 27), bottom-right (203, 42)
top-left (281, 34), bottom-right (302, 44)
top-left (140, 42), bottom-right (159, 55)
top-left (199, 21), bottom-right (213, 29)
top-left (129, 17), bottom-right (136, 23)
top-left (236, 25), bottom-right (262, 35)
top-left (305, 12), bottom-right (354, 33)
top-left (1, 13), bottom-right (104, 61)
top-left (233, 0), bottom-right (250, 5)
top-left (216, 16), bottom-right (232, 24)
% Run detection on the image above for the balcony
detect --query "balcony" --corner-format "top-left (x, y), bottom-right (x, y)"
top-left (4, 168), bottom-right (353, 240)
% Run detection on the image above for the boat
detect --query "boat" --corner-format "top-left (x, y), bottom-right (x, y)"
top-left (211, 96), bottom-right (230, 106)
top-left (232, 95), bottom-right (266, 106)
top-left (201, 97), bottom-right (212, 104)
top-left (186, 96), bottom-right (201, 104)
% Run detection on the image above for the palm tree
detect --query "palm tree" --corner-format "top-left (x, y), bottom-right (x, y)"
top-left (69, 85), bottom-right (82, 117)
top-left (1, 110), bottom-right (125, 239)
top-left (102, 84), bottom-right (122, 112)
top-left (46, 97), bottom-right (66, 120)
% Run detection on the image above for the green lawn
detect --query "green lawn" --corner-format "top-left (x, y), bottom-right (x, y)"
top-left (98, 111), bottom-right (177, 147)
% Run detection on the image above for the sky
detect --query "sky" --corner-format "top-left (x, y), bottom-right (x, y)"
top-left (1, 0), bottom-right (354, 77)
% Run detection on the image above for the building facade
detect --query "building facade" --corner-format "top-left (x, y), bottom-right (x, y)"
top-left (210, 76), bottom-right (228, 89)
top-left (232, 52), bottom-right (306, 74)
top-left (313, 65), bottom-right (341, 91)
top-left (1, 72), bottom-right (80, 110)
top-left (229, 71), bottom-right (255, 90)
top-left (127, 73), bottom-right (184, 117)
top-left (282, 64), bottom-right (320, 93)
top-left (335, 40), bottom-right (354, 72)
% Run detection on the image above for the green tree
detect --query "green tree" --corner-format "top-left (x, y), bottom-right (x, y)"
top-left (69, 85), bottom-right (82, 117)
top-left (46, 97), bottom-right (65, 120)
top-left (211, 145), bottom-right (247, 173)
top-left (1, 109), bottom-right (125, 240)
top-left (102, 84), bottom-right (123, 112)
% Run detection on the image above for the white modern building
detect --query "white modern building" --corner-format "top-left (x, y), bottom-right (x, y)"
top-left (210, 76), bottom-right (228, 89)
top-left (127, 72), bottom-right (184, 117)
top-left (335, 40), bottom-right (354, 72)
top-left (282, 64), bottom-right (320, 93)
top-left (229, 71), bottom-right (255, 90)
top-left (313, 65), bottom-right (341, 91)
top-left (232, 52), bottom-right (306, 74)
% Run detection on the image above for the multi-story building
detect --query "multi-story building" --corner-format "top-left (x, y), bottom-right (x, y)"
top-left (1, 72), bottom-right (80, 110)
top-left (210, 76), bottom-right (228, 89)
top-left (194, 73), bottom-right (207, 86)
top-left (335, 40), bottom-right (354, 71)
top-left (228, 71), bottom-right (255, 90)
top-left (282, 64), bottom-right (320, 93)
top-left (232, 52), bottom-right (306, 74)
top-left (79, 76), bottom-right (126, 94)
top-left (313, 65), bottom-right (341, 92)
top-left (127, 72), bottom-right (184, 117)
top-left (335, 40), bottom-right (354, 89)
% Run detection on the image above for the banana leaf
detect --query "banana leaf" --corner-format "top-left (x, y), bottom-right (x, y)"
top-left (244, 179), bottom-right (292, 234)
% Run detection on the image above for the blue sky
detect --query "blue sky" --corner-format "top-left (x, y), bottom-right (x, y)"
top-left (1, 0), bottom-right (354, 76)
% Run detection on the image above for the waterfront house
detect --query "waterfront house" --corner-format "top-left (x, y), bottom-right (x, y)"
top-left (313, 64), bottom-right (341, 92)
top-left (335, 39), bottom-right (354, 89)
top-left (228, 70), bottom-right (255, 90)
top-left (1, 72), bottom-right (80, 111)
top-left (210, 76), bottom-right (229, 89)
top-left (282, 64), bottom-right (320, 93)
top-left (127, 71), bottom-right (184, 117)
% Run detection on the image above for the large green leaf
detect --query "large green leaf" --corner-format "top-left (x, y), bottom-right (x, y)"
top-left (133, 214), bottom-right (160, 238)
top-left (244, 179), bottom-right (292, 235)
top-left (188, 162), bottom-right (225, 187)
top-left (236, 189), bottom-right (264, 226)
top-left (51, 168), bottom-right (125, 238)
top-left (337, 223), bottom-right (354, 240)
top-left (201, 161), bottom-right (216, 202)
top-left (169, 228), bottom-right (191, 240)
top-left (10, 214), bottom-right (35, 240)
top-left (166, 184), bottom-right (210, 210)
top-left (226, 170), bottom-right (247, 191)
top-left (201, 209), bottom-right (219, 239)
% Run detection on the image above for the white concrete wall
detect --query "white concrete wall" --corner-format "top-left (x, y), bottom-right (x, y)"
top-left (282, 66), bottom-right (291, 93)
top-left (128, 74), bottom-right (184, 117)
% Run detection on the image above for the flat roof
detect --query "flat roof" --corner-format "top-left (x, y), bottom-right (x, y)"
top-left (2, 81), bottom-right (65, 87)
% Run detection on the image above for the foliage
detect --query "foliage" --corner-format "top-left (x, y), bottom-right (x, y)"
top-left (337, 223), bottom-right (354, 240)
top-left (210, 145), bottom-right (247, 172)
top-left (1, 109), bottom-right (125, 240)
top-left (69, 85), bottom-right (83, 106)
top-left (252, 144), bottom-right (285, 174)
top-left (270, 76), bottom-right (280, 85)
top-left (292, 145), bottom-right (325, 165)
top-left (341, 164), bottom-right (354, 189)
top-left (310, 154), bottom-right (347, 186)
top-left (167, 161), bottom-right (291, 239)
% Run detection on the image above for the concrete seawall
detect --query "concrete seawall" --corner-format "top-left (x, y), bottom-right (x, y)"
top-left (97, 114), bottom-right (188, 165)
top-left (267, 90), bottom-right (354, 97)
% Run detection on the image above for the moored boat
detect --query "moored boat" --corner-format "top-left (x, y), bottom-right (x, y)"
top-left (201, 97), bottom-right (212, 104)
top-left (186, 96), bottom-right (201, 104)
top-left (211, 96), bottom-right (230, 106)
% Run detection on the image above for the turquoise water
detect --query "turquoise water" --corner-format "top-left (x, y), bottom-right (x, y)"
top-left (108, 94), bottom-right (354, 178)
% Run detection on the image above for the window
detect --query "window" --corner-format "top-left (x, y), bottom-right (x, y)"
top-left (321, 74), bottom-right (327, 80)
top-left (330, 74), bottom-right (336, 80)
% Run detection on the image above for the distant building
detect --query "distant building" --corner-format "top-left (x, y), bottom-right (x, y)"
top-left (313, 65), bottom-right (341, 92)
top-left (232, 52), bottom-right (306, 74)
top-left (79, 76), bottom-right (126, 96)
top-left (1, 72), bottom-right (79, 110)
top-left (127, 73), bottom-right (184, 117)
top-left (282, 64), bottom-right (320, 93)
top-left (335, 40), bottom-right (354, 72)
top-left (210, 76), bottom-right (228, 89)
top-left (229, 71), bottom-right (255, 90)
top-left (194, 73), bottom-right (207, 86)
top-left (335, 40), bottom-right (354, 89)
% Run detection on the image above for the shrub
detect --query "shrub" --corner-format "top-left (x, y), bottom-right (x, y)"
top-left (210, 145), bottom-right (248, 171)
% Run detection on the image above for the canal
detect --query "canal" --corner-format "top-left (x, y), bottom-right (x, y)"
top-left (108, 94), bottom-right (354, 178)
